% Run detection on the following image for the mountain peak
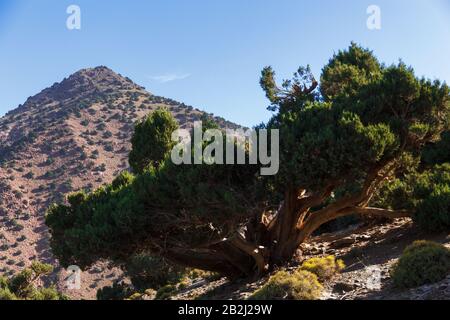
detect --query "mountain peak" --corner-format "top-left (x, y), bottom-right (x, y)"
top-left (70, 66), bottom-right (136, 87)
top-left (54, 66), bottom-right (145, 97)
top-left (11, 67), bottom-right (146, 114)
top-left (0, 67), bottom-right (241, 299)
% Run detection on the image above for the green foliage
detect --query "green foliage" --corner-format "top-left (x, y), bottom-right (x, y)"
top-left (415, 183), bottom-right (450, 232)
top-left (97, 264), bottom-right (215, 300)
top-left (199, 113), bottom-right (220, 130)
top-left (422, 131), bottom-right (450, 166)
top-left (264, 46), bottom-right (448, 194)
top-left (375, 164), bottom-right (450, 231)
top-left (124, 254), bottom-right (185, 291)
top-left (0, 261), bottom-right (67, 300)
top-left (321, 42), bottom-right (382, 101)
top-left (127, 292), bottom-right (144, 300)
top-left (391, 241), bottom-right (450, 289)
top-left (30, 260), bottom-right (54, 275)
top-left (45, 144), bottom-right (261, 268)
top-left (300, 256), bottom-right (345, 281)
top-left (250, 270), bottom-right (323, 300)
top-left (97, 282), bottom-right (133, 300)
top-left (128, 108), bottom-right (179, 173)
top-left (0, 288), bottom-right (17, 300)
top-left (111, 171), bottom-right (135, 190)
top-left (155, 284), bottom-right (178, 300)
top-left (187, 269), bottom-right (221, 282)
top-left (29, 287), bottom-right (66, 300)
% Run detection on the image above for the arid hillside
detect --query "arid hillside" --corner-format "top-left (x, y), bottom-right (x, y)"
top-left (0, 66), bottom-right (239, 299)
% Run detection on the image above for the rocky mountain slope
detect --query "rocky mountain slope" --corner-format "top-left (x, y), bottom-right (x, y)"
top-left (0, 66), bottom-right (239, 299)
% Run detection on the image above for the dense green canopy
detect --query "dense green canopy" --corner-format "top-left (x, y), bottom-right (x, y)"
top-left (46, 113), bottom-right (263, 268)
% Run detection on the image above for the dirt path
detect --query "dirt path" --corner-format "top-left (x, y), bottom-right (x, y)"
top-left (314, 219), bottom-right (450, 300)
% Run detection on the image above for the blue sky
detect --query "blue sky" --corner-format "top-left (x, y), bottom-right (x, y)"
top-left (1, 0), bottom-right (449, 127)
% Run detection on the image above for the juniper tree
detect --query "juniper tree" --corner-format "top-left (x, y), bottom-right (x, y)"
top-left (128, 107), bottom-right (179, 173)
top-left (46, 44), bottom-right (449, 279)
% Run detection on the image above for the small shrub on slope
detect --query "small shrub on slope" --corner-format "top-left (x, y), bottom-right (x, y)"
top-left (0, 261), bottom-right (67, 300)
top-left (301, 255), bottom-right (345, 281)
top-left (155, 284), bottom-right (178, 300)
top-left (250, 270), bottom-right (323, 300)
top-left (391, 241), bottom-right (450, 289)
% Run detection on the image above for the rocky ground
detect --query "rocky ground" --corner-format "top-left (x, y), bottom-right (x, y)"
top-left (170, 218), bottom-right (450, 300)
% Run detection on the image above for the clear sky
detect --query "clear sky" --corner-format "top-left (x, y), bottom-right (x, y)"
top-left (1, 0), bottom-right (449, 127)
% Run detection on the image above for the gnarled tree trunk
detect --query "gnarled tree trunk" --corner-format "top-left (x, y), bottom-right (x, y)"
top-left (162, 163), bottom-right (410, 279)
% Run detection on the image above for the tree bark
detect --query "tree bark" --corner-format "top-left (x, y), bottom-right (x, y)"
top-left (164, 163), bottom-right (411, 280)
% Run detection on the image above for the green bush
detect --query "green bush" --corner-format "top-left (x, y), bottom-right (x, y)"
top-left (97, 265), bottom-right (217, 300)
top-left (127, 292), bottom-right (144, 300)
top-left (0, 287), bottom-right (16, 300)
top-left (422, 131), bottom-right (450, 166)
top-left (111, 171), bottom-right (134, 190)
top-left (414, 184), bottom-right (450, 232)
top-left (29, 287), bottom-right (66, 300)
top-left (0, 261), bottom-right (67, 300)
top-left (250, 270), bottom-right (323, 300)
top-left (97, 282), bottom-right (133, 300)
top-left (375, 164), bottom-right (450, 232)
top-left (391, 241), bottom-right (450, 288)
top-left (300, 256), bottom-right (345, 281)
top-left (187, 269), bottom-right (221, 282)
top-left (125, 254), bottom-right (185, 291)
top-left (128, 107), bottom-right (179, 173)
top-left (155, 284), bottom-right (178, 300)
